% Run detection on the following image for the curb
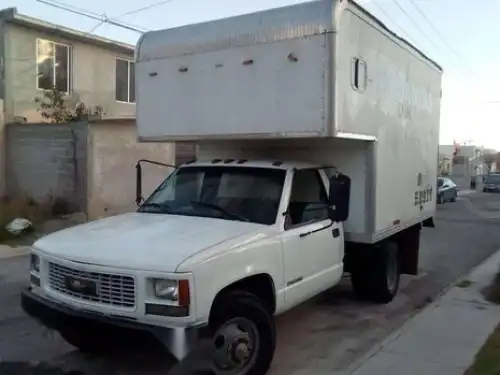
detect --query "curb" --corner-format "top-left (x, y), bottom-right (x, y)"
top-left (0, 245), bottom-right (30, 260)
top-left (340, 248), bottom-right (500, 375)
top-left (458, 190), bottom-right (478, 198)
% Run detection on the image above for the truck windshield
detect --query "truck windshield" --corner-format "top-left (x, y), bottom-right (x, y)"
top-left (138, 166), bottom-right (286, 225)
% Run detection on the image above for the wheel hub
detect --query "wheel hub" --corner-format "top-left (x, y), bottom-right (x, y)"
top-left (213, 319), bottom-right (258, 373)
top-left (232, 340), bottom-right (251, 363)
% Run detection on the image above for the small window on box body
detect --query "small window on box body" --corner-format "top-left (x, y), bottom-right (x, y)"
top-left (352, 57), bottom-right (367, 92)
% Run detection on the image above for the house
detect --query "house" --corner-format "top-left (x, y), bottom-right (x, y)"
top-left (0, 7), bottom-right (137, 122)
top-left (439, 144), bottom-right (487, 189)
top-left (0, 7), bottom-right (137, 196)
top-left (438, 154), bottom-right (452, 176)
top-left (0, 8), bottom-right (196, 197)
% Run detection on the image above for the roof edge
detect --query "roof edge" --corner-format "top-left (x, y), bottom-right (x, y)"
top-left (0, 7), bottom-right (135, 54)
top-left (350, 0), bottom-right (442, 72)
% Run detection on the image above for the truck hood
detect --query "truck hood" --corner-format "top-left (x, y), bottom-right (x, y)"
top-left (33, 212), bottom-right (264, 272)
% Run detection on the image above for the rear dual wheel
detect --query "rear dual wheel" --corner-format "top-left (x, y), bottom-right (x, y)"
top-left (350, 242), bottom-right (400, 304)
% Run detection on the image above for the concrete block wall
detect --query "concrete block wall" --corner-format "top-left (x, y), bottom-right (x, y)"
top-left (5, 122), bottom-right (87, 212)
top-left (5, 119), bottom-right (176, 220)
top-left (86, 118), bottom-right (175, 220)
top-left (175, 142), bottom-right (197, 165)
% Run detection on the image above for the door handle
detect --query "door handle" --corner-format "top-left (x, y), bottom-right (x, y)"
top-left (332, 228), bottom-right (340, 238)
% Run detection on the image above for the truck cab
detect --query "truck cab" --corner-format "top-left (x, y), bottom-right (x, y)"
top-left (137, 159), bottom-right (349, 312)
top-left (22, 158), bottom-right (355, 374)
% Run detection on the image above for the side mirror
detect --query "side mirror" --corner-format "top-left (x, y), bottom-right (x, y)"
top-left (135, 159), bottom-right (178, 207)
top-left (328, 173), bottom-right (351, 222)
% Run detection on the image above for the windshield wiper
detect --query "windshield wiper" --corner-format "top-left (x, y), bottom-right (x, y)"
top-left (190, 201), bottom-right (249, 222)
top-left (139, 202), bottom-right (171, 213)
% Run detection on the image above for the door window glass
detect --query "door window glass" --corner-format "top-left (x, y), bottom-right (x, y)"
top-left (286, 170), bottom-right (329, 228)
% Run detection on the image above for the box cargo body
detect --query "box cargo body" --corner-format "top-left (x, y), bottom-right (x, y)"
top-left (195, 137), bottom-right (430, 243)
top-left (135, 0), bottom-right (441, 141)
top-left (135, 0), bottom-right (442, 244)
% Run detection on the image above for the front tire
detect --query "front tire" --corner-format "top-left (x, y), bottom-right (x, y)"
top-left (351, 242), bottom-right (400, 304)
top-left (210, 291), bottom-right (275, 375)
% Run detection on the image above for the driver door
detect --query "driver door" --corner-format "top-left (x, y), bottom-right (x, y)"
top-left (281, 169), bottom-right (344, 309)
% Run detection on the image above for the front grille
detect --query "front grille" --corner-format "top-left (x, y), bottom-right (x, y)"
top-left (48, 262), bottom-right (136, 308)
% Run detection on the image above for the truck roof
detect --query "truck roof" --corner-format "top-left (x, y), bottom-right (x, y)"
top-left (180, 159), bottom-right (323, 171)
top-left (136, 0), bottom-right (441, 72)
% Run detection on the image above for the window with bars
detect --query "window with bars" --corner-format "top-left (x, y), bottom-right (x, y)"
top-left (115, 58), bottom-right (135, 103)
top-left (36, 38), bottom-right (71, 93)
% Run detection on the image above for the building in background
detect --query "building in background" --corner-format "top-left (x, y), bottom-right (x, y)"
top-left (0, 8), bottom-right (197, 196)
top-left (438, 153), bottom-right (452, 176)
top-left (439, 144), bottom-right (490, 189)
top-left (0, 7), bottom-right (136, 122)
top-left (0, 7), bottom-right (137, 195)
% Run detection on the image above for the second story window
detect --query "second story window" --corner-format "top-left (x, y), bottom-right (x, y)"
top-left (116, 58), bottom-right (135, 103)
top-left (36, 39), bottom-right (71, 93)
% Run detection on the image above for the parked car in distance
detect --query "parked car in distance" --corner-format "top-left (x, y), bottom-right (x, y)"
top-left (437, 177), bottom-right (458, 203)
top-left (483, 173), bottom-right (500, 192)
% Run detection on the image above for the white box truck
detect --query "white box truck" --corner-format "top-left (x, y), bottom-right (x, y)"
top-left (22, 0), bottom-right (442, 374)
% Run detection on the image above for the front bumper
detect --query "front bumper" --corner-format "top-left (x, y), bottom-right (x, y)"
top-left (22, 287), bottom-right (156, 331)
top-left (21, 288), bottom-right (207, 360)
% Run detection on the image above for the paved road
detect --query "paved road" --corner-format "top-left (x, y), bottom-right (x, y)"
top-left (1, 193), bottom-right (500, 374)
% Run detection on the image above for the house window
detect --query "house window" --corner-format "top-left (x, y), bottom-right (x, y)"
top-left (352, 57), bottom-right (367, 92)
top-left (36, 39), bottom-right (71, 92)
top-left (116, 58), bottom-right (135, 103)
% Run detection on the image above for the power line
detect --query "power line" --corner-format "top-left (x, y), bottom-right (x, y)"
top-left (35, 0), bottom-right (149, 33)
top-left (117, 0), bottom-right (176, 18)
top-left (371, 0), bottom-right (416, 44)
top-left (13, 18), bottom-right (106, 80)
top-left (14, 0), bottom-right (152, 83)
top-left (370, 2), bottom-right (500, 104)
top-left (40, 0), bottom-right (149, 31)
top-left (390, 0), bottom-right (443, 53)
top-left (406, 0), bottom-right (477, 76)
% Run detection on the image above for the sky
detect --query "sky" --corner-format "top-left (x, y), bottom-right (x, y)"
top-left (4, 0), bottom-right (500, 149)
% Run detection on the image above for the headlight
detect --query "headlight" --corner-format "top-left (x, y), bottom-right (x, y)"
top-left (30, 253), bottom-right (40, 273)
top-left (153, 279), bottom-right (179, 301)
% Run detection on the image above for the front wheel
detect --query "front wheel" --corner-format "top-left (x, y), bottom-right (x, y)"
top-left (210, 291), bottom-right (275, 375)
top-left (351, 241), bottom-right (400, 304)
